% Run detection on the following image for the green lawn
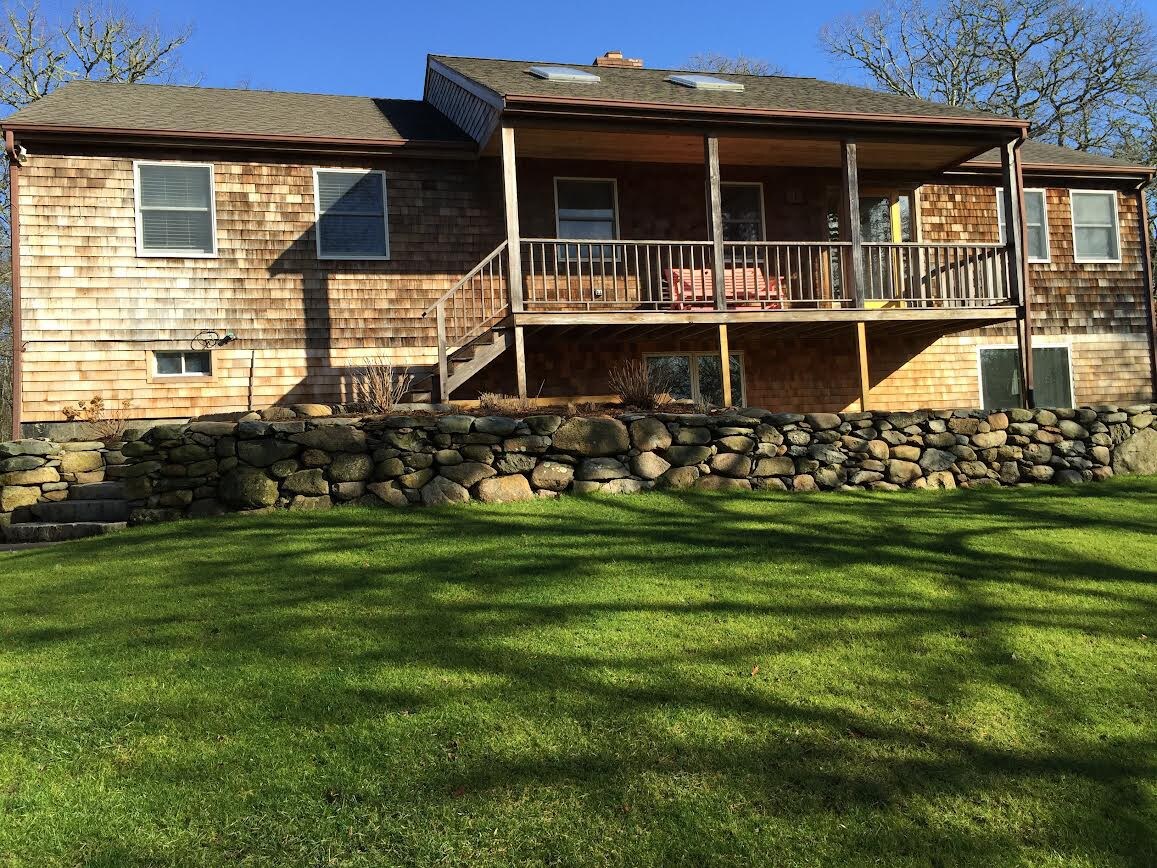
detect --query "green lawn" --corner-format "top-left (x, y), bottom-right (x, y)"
top-left (0, 480), bottom-right (1155, 867)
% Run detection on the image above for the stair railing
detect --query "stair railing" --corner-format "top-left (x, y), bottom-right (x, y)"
top-left (421, 241), bottom-right (510, 402)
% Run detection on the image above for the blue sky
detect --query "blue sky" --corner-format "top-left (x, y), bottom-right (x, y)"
top-left (41, 0), bottom-right (883, 95)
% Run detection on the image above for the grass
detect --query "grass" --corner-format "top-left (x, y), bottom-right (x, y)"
top-left (0, 479), bottom-right (1155, 866)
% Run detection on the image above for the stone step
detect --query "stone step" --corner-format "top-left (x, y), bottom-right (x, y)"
top-left (31, 499), bottom-right (130, 523)
top-left (68, 481), bottom-right (127, 501)
top-left (3, 521), bottom-right (127, 544)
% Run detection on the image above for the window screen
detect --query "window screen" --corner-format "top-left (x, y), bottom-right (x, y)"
top-left (979, 346), bottom-right (1072, 409)
top-left (316, 170), bottom-right (389, 258)
top-left (1070, 191), bottom-right (1119, 261)
top-left (137, 163), bottom-right (215, 254)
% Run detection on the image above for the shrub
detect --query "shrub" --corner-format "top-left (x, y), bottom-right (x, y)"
top-left (61, 395), bottom-right (131, 442)
top-left (356, 357), bottom-right (413, 414)
top-left (478, 392), bottom-right (534, 414)
top-left (607, 360), bottom-right (674, 411)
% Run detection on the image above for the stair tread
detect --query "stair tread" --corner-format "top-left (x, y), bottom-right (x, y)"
top-left (4, 521), bottom-right (128, 543)
top-left (68, 482), bottom-right (127, 500)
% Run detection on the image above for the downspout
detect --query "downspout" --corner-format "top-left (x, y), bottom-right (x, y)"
top-left (1013, 134), bottom-right (1035, 407)
top-left (1138, 183), bottom-right (1157, 400)
top-left (4, 129), bottom-right (22, 439)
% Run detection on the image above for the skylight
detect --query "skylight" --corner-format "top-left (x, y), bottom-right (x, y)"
top-left (528, 66), bottom-right (601, 83)
top-left (666, 74), bottom-right (745, 92)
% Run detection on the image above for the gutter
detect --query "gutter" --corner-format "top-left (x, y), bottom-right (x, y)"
top-left (951, 161), bottom-right (1155, 182)
top-left (4, 129), bottom-right (20, 438)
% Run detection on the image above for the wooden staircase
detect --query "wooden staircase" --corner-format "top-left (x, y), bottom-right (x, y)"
top-left (421, 241), bottom-right (513, 403)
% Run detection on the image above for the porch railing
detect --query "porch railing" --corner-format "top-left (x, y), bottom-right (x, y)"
top-left (519, 239), bottom-right (1013, 312)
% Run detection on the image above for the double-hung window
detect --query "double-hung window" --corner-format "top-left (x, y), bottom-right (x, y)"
top-left (721, 183), bottom-right (764, 242)
top-left (1070, 191), bottom-right (1120, 262)
top-left (996, 189), bottom-right (1049, 262)
top-left (135, 162), bottom-right (217, 256)
top-left (314, 169), bottom-right (390, 259)
top-left (555, 177), bottom-right (617, 261)
top-left (645, 352), bottom-right (745, 407)
top-left (978, 344), bottom-right (1073, 409)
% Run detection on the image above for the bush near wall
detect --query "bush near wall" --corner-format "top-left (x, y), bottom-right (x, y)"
top-left (0, 404), bottom-right (1155, 529)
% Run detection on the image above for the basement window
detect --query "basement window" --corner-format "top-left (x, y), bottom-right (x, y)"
top-left (645, 353), bottom-right (745, 406)
top-left (314, 169), bottom-right (390, 260)
top-left (978, 344), bottom-right (1073, 409)
top-left (528, 66), bottom-right (601, 83)
top-left (154, 350), bottom-right (212, 377)
top-left (666, 74), bottom-right (744, 92)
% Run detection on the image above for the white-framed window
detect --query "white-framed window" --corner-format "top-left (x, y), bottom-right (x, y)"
top-left (1069, 190), bottom-right (1120, 263)
top-left (154, 350), bottom-right (212, 377)
top-left (314, 168), bottom-right (390, 260)
top-left (977, 342), bottom-right (1074, 409)
top-left (721, 182), bottom-right (765, 242)
top-left (644, 352), bottom-right (745, 407)
top-left (134, 161), bottom-right (217, 257)
top-left (554, 177), bottom-right (618, 260)
top-left (996, 188), bottom-right (1049, 262)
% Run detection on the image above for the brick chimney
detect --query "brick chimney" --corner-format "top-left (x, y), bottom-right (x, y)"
top-left (593, 50), bottom-right (643, 69)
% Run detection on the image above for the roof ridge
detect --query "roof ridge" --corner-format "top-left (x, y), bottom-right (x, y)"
top-left (428, 53), bottom-right (816, 81)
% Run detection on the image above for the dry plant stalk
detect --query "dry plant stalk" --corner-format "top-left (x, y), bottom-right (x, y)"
top-left (61, 395), bottom-right (131, 442)
top-left (478, 392), bottom-right (535, 414)
top-left (357, 357), bottom-right (413, 413)
top-left (607, 359), bottom-right (674, 411)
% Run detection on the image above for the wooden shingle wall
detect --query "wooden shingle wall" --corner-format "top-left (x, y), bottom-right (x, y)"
top-left (19, 149), bottom-right (502, 420)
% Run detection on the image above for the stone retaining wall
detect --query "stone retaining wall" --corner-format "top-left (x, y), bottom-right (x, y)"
top-left (2, 405), bottom-right (1155, 528)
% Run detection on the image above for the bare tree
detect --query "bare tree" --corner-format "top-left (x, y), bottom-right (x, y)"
top-left (820, 0), bottom-right (1156, 151)
top-left (686, 51), bottom-right (783, 76)
top-left (0, 2), bottom-right (192, 434)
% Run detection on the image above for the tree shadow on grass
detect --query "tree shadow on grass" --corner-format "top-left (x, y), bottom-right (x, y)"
top-left (0, 479), bottom-right (1155, 864)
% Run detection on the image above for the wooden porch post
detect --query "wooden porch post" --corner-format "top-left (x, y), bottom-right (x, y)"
top-left (1000, 139), bottom-right (1033, 407)
top-left (717, 324), bottom-right (733, 407)
top-left (500, 123), bottom-right (523, 314)
top-left (704, 135), bottom-right (726, 311)
top-left (840, 140), bottom-right (865, 307)
top-left (854, 322), bottom-right (870, 411)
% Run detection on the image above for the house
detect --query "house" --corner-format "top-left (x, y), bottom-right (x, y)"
top-left (4, 51), bottom-right (1155, 436)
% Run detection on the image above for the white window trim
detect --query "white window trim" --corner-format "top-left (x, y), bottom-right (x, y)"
top-left (996, 188), bottom-right (1050, 263)
top-left (1069, 190), bottom-right (1121, 264)
top-left (133, 160), bottom-right (218, 258)
top-left (721, 181), bottom-right (766, 241)
top-left (643, 351), bottom-right (746, 406)
top-left (313, 168), bottom-right (391, 261)
top-left (153, 349), bottom-right (213, 378)
top-left (553, 176), bottom-right (620, 240)
top-left (975, 339), bottom-right (1075, 409)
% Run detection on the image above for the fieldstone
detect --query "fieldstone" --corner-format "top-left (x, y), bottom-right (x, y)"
top-left (524, 414), bottom-right (563, 435)
top-left (849, 470), bottom-right (884, 485)
top-left (578, 457), bottom-right (630, 481)
top-left (960, 461), bottom-right (990, 478)
top-left (289, 494), bottom-right (333, 510)
top-left (1034, 409), bottom-right (1058, 427)
top-left (187, 499), bottom-right (226, 518)
top-left (434, 449), bottom-right (463, 466)
top-left (986, 412), bottom-right (1009, 430)
top-left (924, 432), bottom-right (958, 449)
top-left (283, 469), bottom-right (328, 496)
top-left (420, 475), bottom-right (470, 506)
top-left (1129, 412), bottom-right (1155, 429)
top-left (121, 476), bottom-right (153, 500)
top-left (1111, 427), bottom-right (1157, 475)
top-left (366, 481), bottom-right (409, 507)
top-left (503, 436), bottom-right (551, 454)
top-left (219, 468), bottom-right (278, 509)
top-left (887, 460), bottom-right (922, 484)
top-left (919, 449), bottom-right (957, 473)
top-left (804, 413), bottom-right (842, 431)
top-left (948, 418), bottom-right (981, 436)
top-left (260, 406), bottom-right (297, 421)
top-left (631, 452), bottom-right (671, 480)
top-left (753, 456), bottom-right (794, 477)
top-left (0, 455), bottom-right (45, 473)
top-left (814, 467), bottom-right (844, 489)
top-left (460, 445), bottom-right (496, 463)
top-left (157, 490), bottom-right (194, 508)
top-left (375, 457), bottom-right (406, 479)
top-left (383, 430), bottom-right (432, 452)
top-left (1054, 469), bottom-right (1084, 485)
top-left (1027, 465), bottom-right (1055, 482)
top-left (0, 467), bottom-right (59, 486)
top-left (972, 431), bottom-right (1007, 449)
top-left (0, 439), bottom-right (56, 459)
top-left (328, 453), bottom-right (373, 482)
top-left (571, 481), bottom-right (602, 495)
top-left (440, 461), bottom-right (497, 486)
top-left (398, 469), bottom-right (435, 489)
top-left (655, 466), bottom-right (699, 489)
top-left (792, 474), bottom-right (819, 492)
top-left (664, 445), bottom-right (712, 466)
top-left (407, 453), bottom-right (435, 470)
top-left (121, 441), bottom-right (156, 458)
top-left (496, 453), bottom-right (536, 475)
top-left (475, 416), bottom-right (519, 437)
top-left (888, 411), bottom-right (930, 428)
top-left (1024, 443), bottom-right (1053, 464)
top-left (1008, 422), bottom-right (1039, 436)
top-left (290, 427), bottom-right (367, 452)
top-left (807, 444), bottom-right (846, 465)
top-left (270, 421), bottom-right (307, 435)
top-left (1057, 420), bottom-right (1089, 440)
top-left (786, 430), bottom-right (812, 447)
top-left (695, 475), bottom-right (752, 492)
top-left (1089, 445), bottom-right (1111, 465)
top-left (237, 439), bottom-right (300, 467)
top-left (550, 416), bottom-right (629, 456)
top-left (925, 470), bottom-right (957, 489)
top-left (862, 439), bottom-right (890, 461)
top-left (330, 481), bottom-right (366, 501)
top-left (531, 460), bottom-right (574, 492)
top-left (436, 415), bottom-right (474, 434)
top-left (706, 453), bottom-right (750, 478)
top-left (0, 486), bottom-right (40, 512)
top-left (269, 459), bottom-right (298, 479)
top-left (713, 435), bottom-right (752, 454)
top-left (755, 425), bottom-right (785, 445)
top-left (890, 444), bottom-right (921, 462)
top-left (292, 403), bottom-right (332, 418)
top-left (630, 418), bottom-right (672, 452)
top-left (673, 426), bottom-right (712, 445)
top-left (476, 474), bottom-right (534, 503)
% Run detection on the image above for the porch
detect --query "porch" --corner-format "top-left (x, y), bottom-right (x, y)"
top-left (423, 122), bottom-right (1032, 405)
